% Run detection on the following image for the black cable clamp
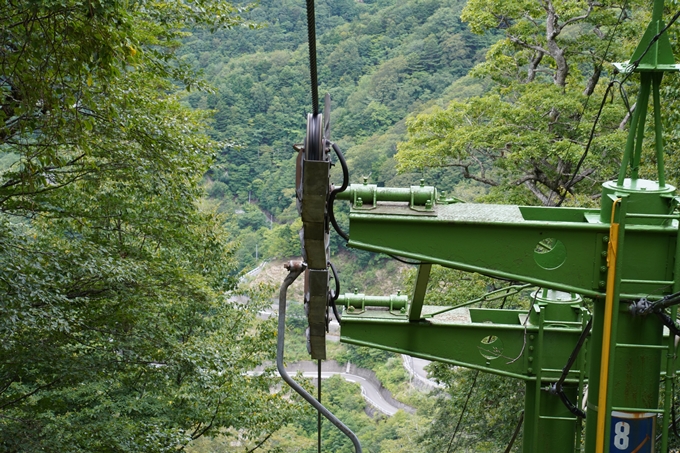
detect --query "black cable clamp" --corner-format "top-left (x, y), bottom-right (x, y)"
top-left (630, 293), bottom-right (680, 336)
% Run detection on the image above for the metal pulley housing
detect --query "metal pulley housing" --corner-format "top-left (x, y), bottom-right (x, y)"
top-left (297, 112), bottom-right (331, 360)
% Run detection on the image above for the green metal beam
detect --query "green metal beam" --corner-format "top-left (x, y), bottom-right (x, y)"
top-left (341, 303), bottom-right (588, 382)
top-left (344, 199), bottom-right (678, 299)
top-left (408, 263), bottom-right (431, 321)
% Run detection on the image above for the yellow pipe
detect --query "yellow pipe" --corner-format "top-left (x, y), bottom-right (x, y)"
top-left (596, 198), bottom-right (621, 453)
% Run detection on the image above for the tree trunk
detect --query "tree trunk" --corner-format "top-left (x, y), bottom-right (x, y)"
top-left (546, 2), bottom-right (569, 87)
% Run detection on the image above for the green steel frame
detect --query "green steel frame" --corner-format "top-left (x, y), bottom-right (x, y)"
top-left (295, 1), bottom-right (680, 452)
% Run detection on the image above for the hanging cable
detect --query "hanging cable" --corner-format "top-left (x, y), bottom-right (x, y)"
top-left (305, 0), bottom-right (319, 115)
top-left (559, 8), bottom-right (680, 206)
top-left (654, 310), bottom-right (680, 336)
top-left (554, 2), bottom-right (629, 207)
top-left (547, 317), bottom-right (592, 418)
top-left (556, 81), bottom-right (620, 208)
top-left (503, 411), bottom-right (525, 453)
top-left (445, 369), bottom-right (479, 453)
top-left (630, 293), bottom-right (680, 336)
top-left (650, 290), bottom-right (680, 311)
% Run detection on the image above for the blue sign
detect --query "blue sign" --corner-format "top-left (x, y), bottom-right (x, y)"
top-left (609, 412), bottom-right (655, 453)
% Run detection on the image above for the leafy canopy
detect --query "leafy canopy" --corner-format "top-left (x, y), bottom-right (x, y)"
top-left (397, 0), bottom-right (651, 206)
top-left (0, 0), bottom-right (301, 451)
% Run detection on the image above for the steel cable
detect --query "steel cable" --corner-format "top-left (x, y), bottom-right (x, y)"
top-left (305, 0), bottom-right (319, 115)
top-left (555, 2), bottom-right (629, 207)
top-left (445, 370), bottom-right (479, 453)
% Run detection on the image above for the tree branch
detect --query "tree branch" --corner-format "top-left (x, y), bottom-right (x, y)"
top-left (190, 398), bottom-right (222, 440)
top-left (246, 431), bottom-right (276, 453)
top-left (507, 35), bottom-right (548, 55)
top-left (0, 378), bottom-right (61, 410)
top-left (561, 4), bottom-right (595, 29)
top-left (441, 161), bottom-right (500, 186)
top-left (523, 180), bottom-right (552, 205)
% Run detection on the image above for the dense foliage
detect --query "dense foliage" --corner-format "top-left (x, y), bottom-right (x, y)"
top-left (0, 0), bottom-right (300, 451)
top-left (181, 0), bottom-right (495, 271)
top-left (397, 0), bottom-right (666, 206)
top-left (5, 0), bottom-right (680, 450)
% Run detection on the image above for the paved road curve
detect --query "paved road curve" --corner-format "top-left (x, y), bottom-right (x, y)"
top-left (295, 370), bottom-right (400, 416)
top-left (402, 355), bottom-right (443, 390)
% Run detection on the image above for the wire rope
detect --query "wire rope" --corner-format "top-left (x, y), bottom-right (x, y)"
top-left (445, 370), bottom-right (479, 453)
top-left (301, 1), bottom-right (326, 448)
top-left (554, 2), bottom-right (629, 207)
top-left (557, 7), bottom-right (680, 206)
top-left (305, 0), bottom-right (319, 115)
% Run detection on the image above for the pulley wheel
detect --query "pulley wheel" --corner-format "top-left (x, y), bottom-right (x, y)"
top-left (305, 113), bottom-right (324, 161)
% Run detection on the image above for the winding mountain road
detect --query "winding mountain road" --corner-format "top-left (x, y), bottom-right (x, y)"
top-left (402, 355), bottom-right (443, 390)
top-left (295, 370), bottom-right (400, 416)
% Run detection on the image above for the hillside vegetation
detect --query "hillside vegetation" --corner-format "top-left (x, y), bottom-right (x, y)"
top-left (4, 0), bottom-right (680, 451)
top-left (183, 0), bottom-right (680, 451)
top-left (181, 0), bottom-right (494, 275)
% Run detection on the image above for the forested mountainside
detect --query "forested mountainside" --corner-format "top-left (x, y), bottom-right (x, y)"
top-left (182, 0), bottom-right (680, 449)
top-left (4, 0), bottom-right (680, 451)
top-left (0, 0), bottom-right (496, 449)
top-left (191, 0), bottom-right (680, 276)
top-left (179, 0), bottom-right (494, 272)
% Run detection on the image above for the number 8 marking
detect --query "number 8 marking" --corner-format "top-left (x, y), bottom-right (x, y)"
top-left (614, 421), bottom-right (630, 450)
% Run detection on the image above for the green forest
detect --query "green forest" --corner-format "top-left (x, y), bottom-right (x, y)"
top-left (184, 0), bottom-right (495, 277)
top-left (3, 0), bottom-right (680, 451)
